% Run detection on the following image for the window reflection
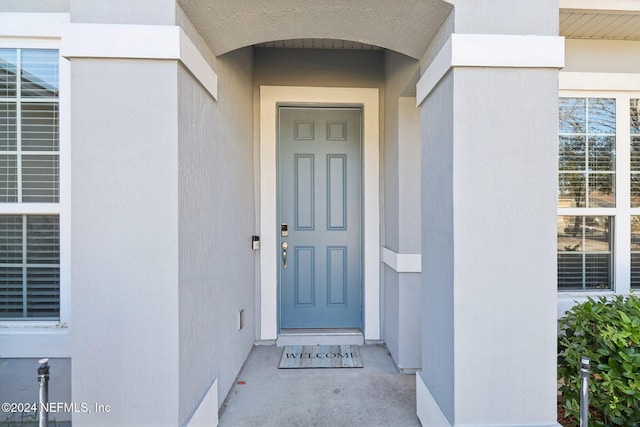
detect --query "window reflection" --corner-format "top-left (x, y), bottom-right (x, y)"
top-left (557, 216), bottom-right (612, 290)
top-left (559, 98), bottom-right (616, 208)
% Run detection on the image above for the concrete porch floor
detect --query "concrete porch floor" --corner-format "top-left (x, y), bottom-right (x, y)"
top-left (218, 344), bottom-right (420, 426)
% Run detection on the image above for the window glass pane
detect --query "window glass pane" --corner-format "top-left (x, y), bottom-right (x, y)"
top-left (588, 173), bottom-right (615, 208)
top-left (588, 136), bottom-right (615, 171)
top-left (26, 266), bottom-right (59, 318)
top-left (0, 215), bottom-right (22, 263)
top-left (559, 136), bottom-right (585, 171)
top-left (631, 253), bottom-right (640, 290)
top-left (583, 216), bottom-right (611, 251)
top-left (0, 102), bottom-right (17, 151)
top-left (631, 99), bottom-right (640, 135)
top-left (632, 102), bottom-right (640, 207)
top-left (631, 135), bottom-right (640, 170)
top-left (584, 254), bottom-right (611, 290)
top-left (21, 103), bottom-right (59, 151)
top-left (558, 253), bottom-right (583, 290)
top-left (0, 214), bottom-right (59, 319)
top-left (0, 154), bottom-right (18, 202)
top-left (0, 49), bottom-right (17, 98)
top-left (559, 173), bottom-right (585, 208)
top-left (559, 97), bottom-right (616, 207)
top-left (632, 173), bottom-right (640, 208)
top-left (588, 98), bottom-right (616, 134)
top-left (21, 154), bottom-right (59, 203)
top-left (559, 97), bottom-right (586, 133)
top-left (0, 267), bottom-right (24, 318)
top-left (558, 215), bottom-right (584, 247)
top-left (631, 216), bottom-right (640, 289)
top-left (20, 50), bottom-right (58, 98)
top-left (27, 215), bottom-right (59, 264)
top-left (557, 216), bottom-right (612, 290)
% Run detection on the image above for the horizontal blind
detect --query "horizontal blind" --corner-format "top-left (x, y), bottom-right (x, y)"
top-left (0, 214), bottom-right (59, 319)
top-left (557, 215), bottom-right (612, 290)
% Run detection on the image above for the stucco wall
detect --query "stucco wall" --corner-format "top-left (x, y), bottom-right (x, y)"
top-left (564, 39), bottom-right (640, 73)
top-left (70, 59), bottom-right (181, 426)
top-left (451, 67), bottom-right (558, 425)
top-left (382, 51), bottom-right (422, 371)
top-left (397, 97), bottom-right (421, 254)
top-left (177, 46), bottom-right (255, 424)
top-left (421, 70), bottom-right (456, 421)
top-left (0, 0), bottom-right (68, 12)
top-left (69, 0), bottom-right (175, 25)
top-left (452, 0), bottom-right (558, 36)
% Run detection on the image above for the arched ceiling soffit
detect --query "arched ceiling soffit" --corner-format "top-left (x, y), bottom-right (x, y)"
top-left (178, 0), bottom-right (453, 59)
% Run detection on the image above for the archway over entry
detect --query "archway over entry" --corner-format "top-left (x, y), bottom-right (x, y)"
top-left (178, 0), bottom-right (453, 59)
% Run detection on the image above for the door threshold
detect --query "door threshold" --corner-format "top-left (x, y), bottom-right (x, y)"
top-left (276, 329), bottom-right (364, 346)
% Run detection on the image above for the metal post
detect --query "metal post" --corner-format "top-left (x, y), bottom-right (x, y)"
top-left (580, 356), bottom-right (590, 427)
top-left (37, 358), bottom-right (49, 427)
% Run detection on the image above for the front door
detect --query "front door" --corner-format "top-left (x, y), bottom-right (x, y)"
top-left (278, 106), bottom-right (362, 329)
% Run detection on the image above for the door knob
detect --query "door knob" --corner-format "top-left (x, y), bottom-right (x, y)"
top-left (281, 242), bottom-right (288, 269)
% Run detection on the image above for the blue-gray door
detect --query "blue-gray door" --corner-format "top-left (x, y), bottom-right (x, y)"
top-left (278, 106), bottom-right (362, 329)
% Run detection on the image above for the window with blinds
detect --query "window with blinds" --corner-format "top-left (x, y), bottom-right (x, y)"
top-left (557, 215), bottom-right (612, 290)
top-left (0, 215), bottom-right (59, 319)
top-left (631, 100), bottom-right (640, 290)
top-left (558, 97), bottom-right (615, 291)
top-left (0, 48), bottom-right (60, 319)
top-left (559, 98), bottom-right (616, 209)
top-left (1, 49), bottom-right (59, 203)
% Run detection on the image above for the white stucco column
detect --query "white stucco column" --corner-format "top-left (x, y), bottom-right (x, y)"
top-left (416, 1), bottom-right (563, 426)
top-left (66, 3), bottom-right (183, 426)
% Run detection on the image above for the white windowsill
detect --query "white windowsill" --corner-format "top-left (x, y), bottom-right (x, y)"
top-left (0, 324), bottom-right (71, 358)
top-left (0, 321), bottom-right (67, 330)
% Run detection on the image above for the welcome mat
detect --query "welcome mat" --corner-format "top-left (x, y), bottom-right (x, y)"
top-left (278, 345), bottom-right (363, 369)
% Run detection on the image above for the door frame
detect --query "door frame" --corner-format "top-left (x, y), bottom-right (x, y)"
top-left (259, 86), bottom-right (380, 341)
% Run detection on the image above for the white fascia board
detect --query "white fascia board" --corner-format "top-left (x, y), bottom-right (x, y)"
top-left (0, 13), bottom-right (69, 38)
top-left (61, 24), bottom-right (218, 99)
top-left (417, 34), bottom-right (565, 106)
top-left (179, 30), bottom-right (218, 102)
top-left (450, 34), bottom-right (565, 69)
top-left (560, 0), bottom-right (640, 12)
top-left (560, 72), bottom-right (640, 91)
top-left (61, 24), bottom-right (180, 59)
top-left (416, 36), bottom-right (453, 107)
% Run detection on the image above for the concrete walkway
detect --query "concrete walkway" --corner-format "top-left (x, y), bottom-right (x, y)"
top-left (218, 344), bottom-right (420, 427)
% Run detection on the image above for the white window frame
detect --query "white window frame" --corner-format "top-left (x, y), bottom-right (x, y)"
top-left (558, 88), bottom-right (640, 316)
top-left (0, 13), bottom-right (70, 357)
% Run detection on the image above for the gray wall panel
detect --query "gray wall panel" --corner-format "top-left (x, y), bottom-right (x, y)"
top-left (70, 59), bottom-right (180, 426)
top-left (421, 70), bottom-right (455, 423)
top-left (177, 46), bottom-right (255, 423)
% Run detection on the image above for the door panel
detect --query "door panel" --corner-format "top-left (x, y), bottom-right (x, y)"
top-left (278, 107), bottom-right (362, 329)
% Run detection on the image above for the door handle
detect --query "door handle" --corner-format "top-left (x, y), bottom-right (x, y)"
top-left (281, 242), bottom-right (288, 269)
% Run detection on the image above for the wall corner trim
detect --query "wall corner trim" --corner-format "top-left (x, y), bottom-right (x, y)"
top-left (416, 373), bottom-right (451, 427)
top-left (417, 34), bottom-right (565, 106)
top-left (382, 247), bottom-right (422, 273)
top-left (184, 377), bottom-right (218, 427)
top-left (60, 23), bottom-right (218, 99)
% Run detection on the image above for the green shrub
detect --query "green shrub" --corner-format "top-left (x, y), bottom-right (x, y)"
top-left (558, 295), bottom-right (640, 426)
